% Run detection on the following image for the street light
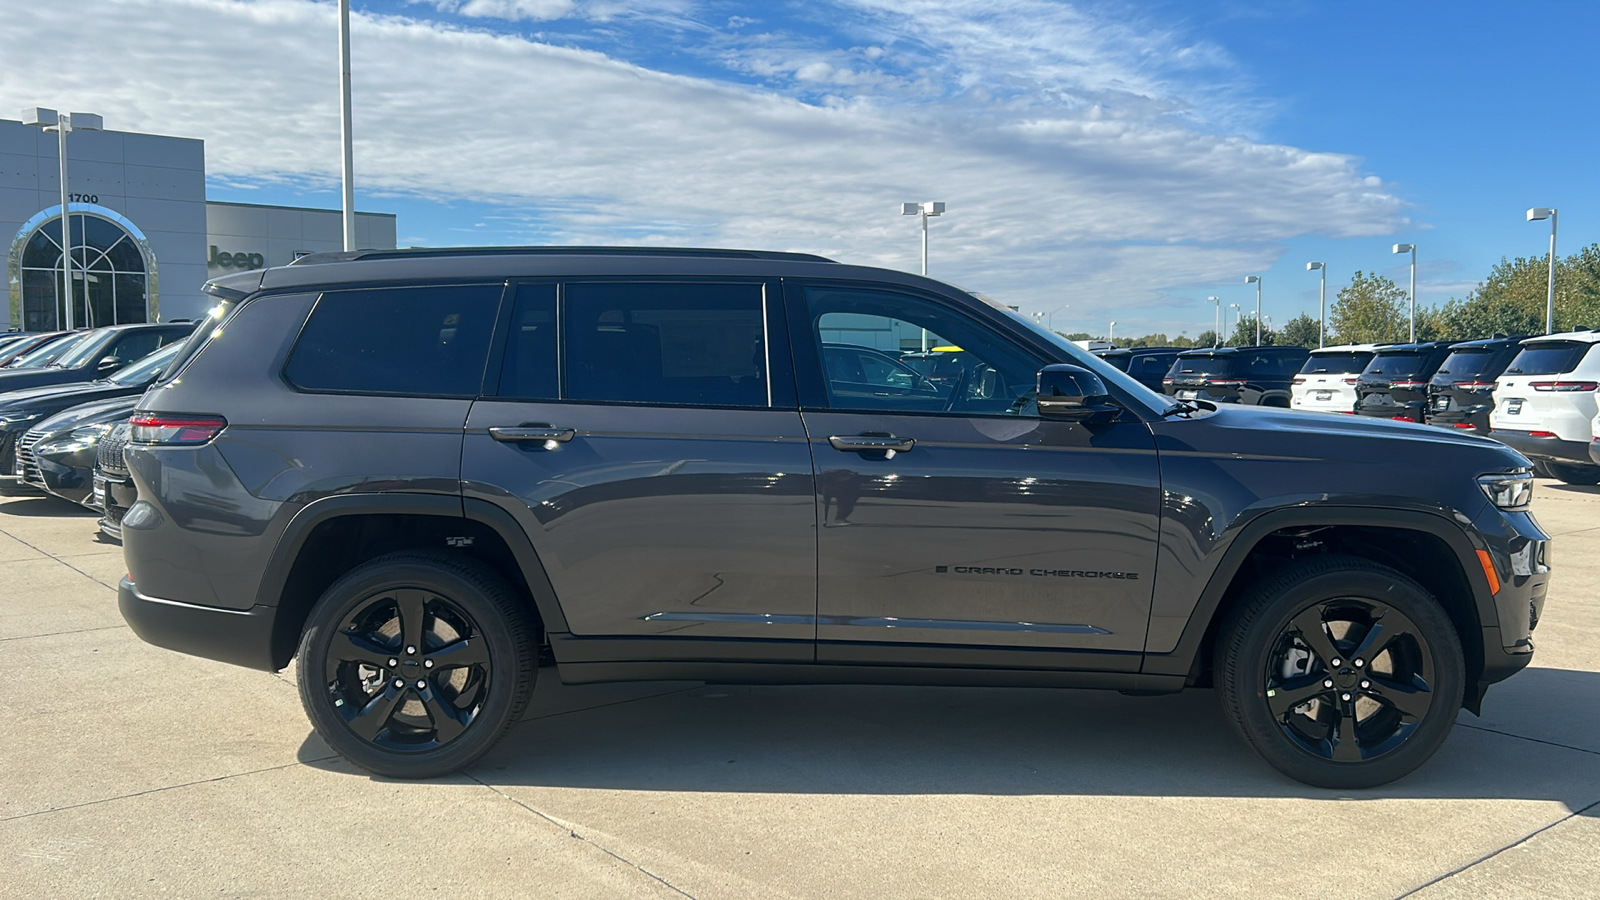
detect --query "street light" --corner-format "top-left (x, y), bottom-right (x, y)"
top-left (1108, 321), bottom-right (1117, 343)
top-left (1244, 275), bottom-right (1262, 345)
top-left (22, 107), bottom-right (103, 331)
top-left (901, 200), bottom-right (945, 351)
top-left (1206, 296), bottom-right (1220, 347)
top-left (1528, 208), bottom-right (1558, 334)
top-left (1393, 243), bottom-right (1416, 342)
top-left (1306, 262), bottom-right (1327, 347)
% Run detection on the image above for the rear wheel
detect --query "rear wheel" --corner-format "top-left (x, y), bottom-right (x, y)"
top-left (297, 552), bottom-right (537, 778)
top-left (1546, 462), bottom-right (1600, 485)
top-left (1215, 555), bottom-right (1465, 788)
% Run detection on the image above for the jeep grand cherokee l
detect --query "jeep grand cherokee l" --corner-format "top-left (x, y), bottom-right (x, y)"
top-left (118, 247), bottom-right (1549, 789)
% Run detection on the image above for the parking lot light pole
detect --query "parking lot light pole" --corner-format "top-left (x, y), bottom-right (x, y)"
top-left (22, 107), bottom-right (103, 331)
top-left (1306, 262), bottom-right (1326, 347)
top-left (1393, 244), bottom-right (1416, 342)
top-left (339, 0), bottom-right (357, 251)
top-left (1207, 296), bottom-right (1220, 347)
top-left (1245, 276), bottom-right (1262, 345)
top-left (1527, 208), bottom-right (1558, 334)
top-left (901, 201), bottom-right (945, 350)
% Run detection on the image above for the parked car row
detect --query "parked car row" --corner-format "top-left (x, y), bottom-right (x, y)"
top-left (1088, 331), bottom-right (1600, 484)
top-left (0, 323), bottom-right (194, 533)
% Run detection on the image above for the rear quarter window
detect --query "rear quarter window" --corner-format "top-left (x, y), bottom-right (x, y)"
top-left (285, 284), bottom-right (502, 397)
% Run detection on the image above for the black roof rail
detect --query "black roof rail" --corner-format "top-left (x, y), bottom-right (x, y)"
top-left (288, 246), bottom-right (838, 266)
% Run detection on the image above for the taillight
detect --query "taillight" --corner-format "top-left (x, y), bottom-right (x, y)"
top-left (1454, 381), bottom-right (1496, 390)
top-left (1207, 379), bottom-right (1246, 387)
top-left (129, 413), bottom-right (228, 445)
top-left (1452, 423), bottom-right (1477, 429)
top-left (1292, 377), bottom-right (1307, 385)
top-left (1162, 378), bottom-right (1174, 384)
top-left (1391, 380), bottom-right (1427, 389)
top-left (1530, 430), bottom-right (1558, 438)
top-left (1392, 416), bottom-right (1412, 421)
top-left (1530, 381), bottom-right (1599, 392)
top-left (1342, 377), bottom-right (1359, 385)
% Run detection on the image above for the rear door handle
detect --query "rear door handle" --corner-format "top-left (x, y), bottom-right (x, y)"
top-left (489, 426), bottom-right (576, 444)
top-left (828, 434), bottom-right (914, 453)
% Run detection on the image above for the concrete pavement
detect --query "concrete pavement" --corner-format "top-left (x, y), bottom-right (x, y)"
top-left (1, 482), bottom-right (1596, 899)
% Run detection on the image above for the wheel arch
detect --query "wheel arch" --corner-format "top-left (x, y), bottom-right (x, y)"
top-left (1145, 507), bottom-right (1495, 701)
top-left (258, 493), bottom-right (569, 669)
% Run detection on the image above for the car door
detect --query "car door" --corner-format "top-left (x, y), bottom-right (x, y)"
top-left (788, 281), bottom-right (1162, 671)
top-left (461, 279), bottom-right (817, 661)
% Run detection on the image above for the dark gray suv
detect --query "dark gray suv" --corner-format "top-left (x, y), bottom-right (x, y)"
top-left (118, 247), bottom-right (1550, 788)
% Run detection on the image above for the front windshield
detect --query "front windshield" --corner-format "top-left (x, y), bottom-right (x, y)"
top-left (51, 330), bottom-right (116, 369)
top-left (11, 333), bottom-right (89, 368)
top-left (1001, 310), bottom-right (1174, 415)
top-left (108, 343), bottom-right (183, 385)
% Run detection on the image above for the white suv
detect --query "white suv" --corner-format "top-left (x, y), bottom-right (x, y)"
top-left (1290, 344), bottom-right (1378, 414)
top-left (1490, 330), bottom-right (1600, 484)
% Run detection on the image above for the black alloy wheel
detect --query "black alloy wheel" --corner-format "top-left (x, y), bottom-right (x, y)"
top-left (1263, 599), bottom-right (1434, 763)
top-left (1216, 555), bottom-right (1465, 789)
top-left (298, 552), bottom-right (537, 778)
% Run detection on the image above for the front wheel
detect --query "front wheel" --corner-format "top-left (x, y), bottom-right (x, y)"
top-left (1215, 555), bottom-right (1465, 789)
top-left (297, 552), bottom-right (537, 778)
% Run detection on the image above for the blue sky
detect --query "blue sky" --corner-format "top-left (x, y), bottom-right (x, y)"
top-left (7, 0), bottom-right (1596, 339)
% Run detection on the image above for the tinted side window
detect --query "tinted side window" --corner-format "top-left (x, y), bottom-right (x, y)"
top-left (286, 285), bottom-right (501, 396)
top-left (564, 282), bottom-right (768, 407)
top-left (496, 284), bottom-right (558, 399)
top-left (803, 286), bottom-right (1041, 415)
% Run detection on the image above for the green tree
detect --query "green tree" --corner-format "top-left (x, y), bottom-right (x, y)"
top-left (1191, 329), bottom-right (1219, 348)
top-left (1059, 331), bottom-right (1093, 342)
top-left (1229, 315), bottom-right (1276, 347)
top-left (1329, 271), bottom-right (1407, 343)
top-left (1278, 313), bottom-right (1320, 348)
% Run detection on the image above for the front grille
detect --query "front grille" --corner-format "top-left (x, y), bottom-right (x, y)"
top-left (98, 424), bottom-right (130, 474)
top-left (15, 429), bottom-right (44, 485)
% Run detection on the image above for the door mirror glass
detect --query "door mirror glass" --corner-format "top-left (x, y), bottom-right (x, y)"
top-left (97, 356), bottom-right (122, 372)
top-left (1037, 364), bottom-right (1118, 422)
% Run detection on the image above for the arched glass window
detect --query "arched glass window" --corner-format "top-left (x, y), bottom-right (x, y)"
top-left (9, 205), bottom-right (157, 332)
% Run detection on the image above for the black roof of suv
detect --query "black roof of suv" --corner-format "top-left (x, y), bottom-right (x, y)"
top-left (121, 246), bottom-right (1548, 790)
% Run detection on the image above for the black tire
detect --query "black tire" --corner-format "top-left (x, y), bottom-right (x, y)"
top-left (297, 551), bottom-right (538, 778)
top-left (1215, 555), bottom-right (1465, 789)
top-left (1546, 462), bottom-right (1600, 485)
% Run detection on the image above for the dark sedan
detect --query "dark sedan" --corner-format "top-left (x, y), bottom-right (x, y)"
top-left (0, 331), bottom-right (81, 368)
top-left (0, 323), bottom-right (191, 393)
top-left (0, 342), bottom-right (182, 483)
top-left (17, 396), bottom-right (139, 506)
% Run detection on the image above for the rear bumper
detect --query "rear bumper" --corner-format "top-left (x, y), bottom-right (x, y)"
top-left (1489, 429), bottom-right (1593, 465)
top-left (119, 577), bottom-right (281, 672)
top-left (1357, 401), bottom-right (1426, 422)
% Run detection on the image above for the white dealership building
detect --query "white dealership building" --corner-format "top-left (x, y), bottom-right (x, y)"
top-left (2, 113), bottom-right (396, 331)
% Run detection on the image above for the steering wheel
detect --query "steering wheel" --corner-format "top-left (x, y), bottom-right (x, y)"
top-left (941, 363), bottom-right (972, 412)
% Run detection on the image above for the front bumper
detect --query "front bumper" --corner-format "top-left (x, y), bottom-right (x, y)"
top-left (119, 577), bottom-right (281, 672)
top-left (1489, 429), bottom-right (1594, 465)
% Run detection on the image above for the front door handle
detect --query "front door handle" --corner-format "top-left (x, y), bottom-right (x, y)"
top-left (489, 425), bottom-right (576, 444)
top-left (828, 434), bottom-right (914, 453)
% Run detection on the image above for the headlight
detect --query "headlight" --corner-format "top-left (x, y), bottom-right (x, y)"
top-left (69, 422), bottom-right (114, 442)
top-left (1479, 469), bottom-right (1534, 510)
top-left (0, 413), bottom-right (41, 430)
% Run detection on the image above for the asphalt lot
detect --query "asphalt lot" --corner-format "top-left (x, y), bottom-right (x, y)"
top-left (1, 483), bottom-right (1597, 899)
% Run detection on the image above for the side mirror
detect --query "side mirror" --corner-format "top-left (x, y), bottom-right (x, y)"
top-left (1037, 364), bottom-right (1120, 424)
top-left (97, 356), bottom-right (123, 372)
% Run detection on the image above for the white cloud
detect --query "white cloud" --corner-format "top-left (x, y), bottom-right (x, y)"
top-left (0, 0), bottom-right (1404, 334)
